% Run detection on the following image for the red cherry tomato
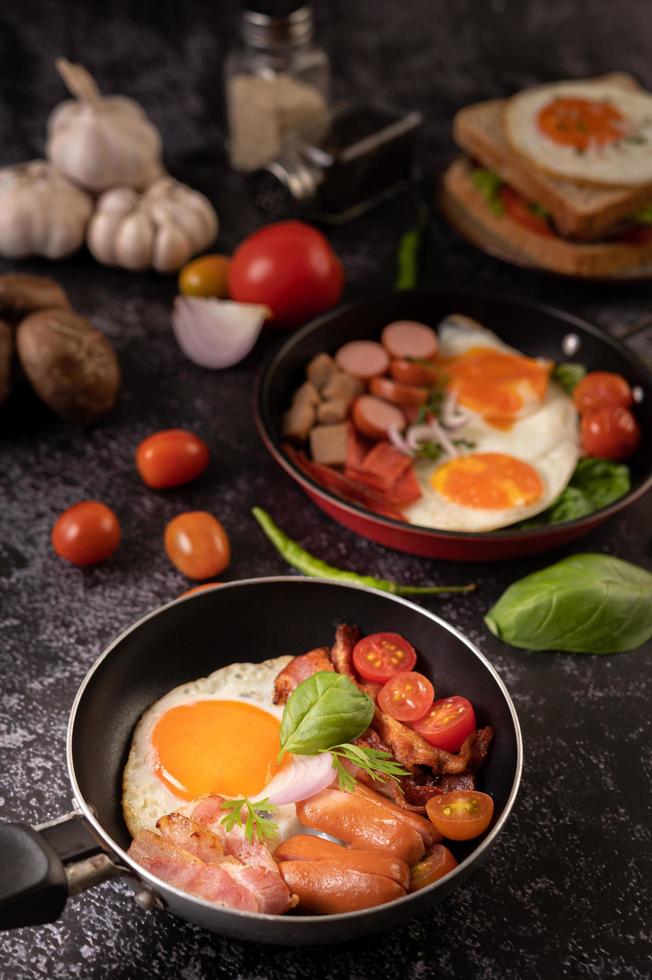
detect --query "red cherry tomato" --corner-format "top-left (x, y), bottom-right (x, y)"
top-left (136, 430), bottom-right (210, 489)
top-left (164, 512), bottom-right (231, 580)
top-left (499, 186), bottom-right (554, 237)
top-left (580, 406), bottom-right (641, 461)
top-left (377, 671), bottom-right (434, 722)
top-left (572, 372), bottom-right (633, 414)
top-left (409, 845), bottom-right (458, 891)
top-left (228, 221), bottom-right (344, 330)
top-left (52, 501), bottom-right (121, 566)
top-left (411, 696), bottom-right (476, 752)
top-left (426, 791), bottom-right (494, 841)
top-left (352, 632), bottom-right (417, 684)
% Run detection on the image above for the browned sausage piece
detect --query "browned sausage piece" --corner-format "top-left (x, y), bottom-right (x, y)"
top-left (309, 423), bottom-right (349, 466)
top-left (321, 371), bottom-right (364, 402)
top-left (316, 398), bottom-right (349, 424)
top-left (282, 401), bottom-right (316, 442)
top-left (274, 834), bottom-right (410, 888)
top-left (390, 358), bottom-right (438, 387)
top-left (293, 380), bottom-right (320, 408)
top-left (335, 341), bottom-right (389, 380)
top-left (381, 321), bottom-right (438, 360)
top-left (279, 861), bottom-right (405, 914)
top-left (352, 395), bottom-right (406, 440)
top-left (296, 789), bottom-right (425, 863)
top-left (353, 784), bottom-right (441, 847)
top-left (369, 376), bottom-right (428, 407)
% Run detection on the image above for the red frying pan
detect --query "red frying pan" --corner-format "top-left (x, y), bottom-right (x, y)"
top-left (255, 289), bottom-right (652, 561)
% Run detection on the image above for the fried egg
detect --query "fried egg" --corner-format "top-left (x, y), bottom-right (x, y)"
top-left (505, 80), bottom-right (652, 186)
top-left (122, 656), bottom-right (301, 840)
top-left (402, 316), bottom-right (580, 532)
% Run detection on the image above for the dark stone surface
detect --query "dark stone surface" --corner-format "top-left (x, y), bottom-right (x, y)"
top-left (1, 1), bottom-right (651, 977)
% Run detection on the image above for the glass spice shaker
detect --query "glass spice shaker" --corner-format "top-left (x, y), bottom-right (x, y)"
top-left (224, 0), bottom-right (330, 172)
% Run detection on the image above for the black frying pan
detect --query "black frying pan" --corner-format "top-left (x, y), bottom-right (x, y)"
top-left (0, 578), bottom-right (522, 944)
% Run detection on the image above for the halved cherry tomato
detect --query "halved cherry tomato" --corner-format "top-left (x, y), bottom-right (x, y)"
top-left (179, 582), bottom-right (221, 597)
top-left (412, 696), bottom-right (476, 752)
top-left (499, 186), bottom-right (554, 237)
top-left (580, 406), bottom-right (640, 461)
top-left (136, 430), bottom-right (210, 489)
top-left (409, 845), bottom-right (458, 891)
top-left (164, 512), bottom-right (230, 580)
top-left (426, 791), bottom-right (494, 841)
top-left (390, 358), bottom-right (438, 387)
top-left (352, 632), bottom-right (417, 683)
top-left (52, 501), bottom-right (121, 566)
top-left (572, 372), bottom-right (633, 414)
top-left (377, 671), bottom-right (434, 722)
top-left (178, 254), bottom-right (230, 298)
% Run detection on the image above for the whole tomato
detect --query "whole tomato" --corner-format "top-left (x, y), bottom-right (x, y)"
top-left (164, 511), bottom-right (231, 580)
top-left (136, 430), bottom-right (210, 489)
top-left (52, 501), bottom-right (121, 566)
top-left (581, 406), bottom-right (641, 461)
top-left (228, 221), bottom-right (344, 329)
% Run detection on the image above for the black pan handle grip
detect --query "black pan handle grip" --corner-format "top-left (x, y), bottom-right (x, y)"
top-left (0, 823), bottom-right (68, 930)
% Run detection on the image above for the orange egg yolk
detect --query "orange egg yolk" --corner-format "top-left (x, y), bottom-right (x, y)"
top-left (152, 700), bottom-right (282, 801)
top-left (431, 452), bottom-right (543, 510)
top-left (537, 96), bottom-right (626, 150)
top-left (441, 346), bottom-right (551, 428)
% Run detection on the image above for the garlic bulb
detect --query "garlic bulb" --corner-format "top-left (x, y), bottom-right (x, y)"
top-left (46, 58), bottom-right (163, 193)
top-left (0, 160), bottom-right (93, 259)
top-left (87, 177), bottom-right (218, 273)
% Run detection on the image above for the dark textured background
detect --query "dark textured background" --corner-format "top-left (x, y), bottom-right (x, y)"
top-left (1, 1), bottom-right (651, 977)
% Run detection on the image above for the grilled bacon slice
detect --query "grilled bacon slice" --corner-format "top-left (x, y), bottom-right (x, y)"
top-left (128, 831), bottom-right (259, 912)
top-left (187, 795), bottom-right (280, 875)
top-left (329, 624), bottom-right (360, 679)
top-left (156, 812), bottom-right (225, 864)
top-left (373, 709), bottom-right (494, 775)
top-left (273, 647), bottom-right (333, 704)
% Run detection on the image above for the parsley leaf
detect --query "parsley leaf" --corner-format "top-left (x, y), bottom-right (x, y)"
top-left (219, 797), bottom-right (279, 843)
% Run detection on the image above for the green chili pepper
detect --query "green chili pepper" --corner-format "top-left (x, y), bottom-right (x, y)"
top-left (394, 204), bottom-right (429, 291)
top-left (252, 507), bottom-right (475, 596)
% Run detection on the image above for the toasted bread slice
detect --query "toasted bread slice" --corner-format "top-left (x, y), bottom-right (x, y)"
top-left (453, 73), bottom-right (652, 241)
top-left (442, 156), bottom-right (652, 278)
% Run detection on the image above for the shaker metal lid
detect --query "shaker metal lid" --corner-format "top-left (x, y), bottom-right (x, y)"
top-left (242, 1), bottom-right (314, 48)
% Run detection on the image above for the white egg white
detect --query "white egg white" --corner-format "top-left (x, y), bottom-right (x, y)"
top-left (505, 81), bottom-right (652, 186)
top-left (401, 316), bottom-right (580, 532)
top-left (122, 656), bottom-right (302, 841)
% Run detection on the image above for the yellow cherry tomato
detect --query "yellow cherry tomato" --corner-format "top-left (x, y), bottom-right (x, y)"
top-left (179, 255), bottom-right (231, 298)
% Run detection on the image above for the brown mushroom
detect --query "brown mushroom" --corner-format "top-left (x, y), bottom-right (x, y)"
top-left (0, 274), bottom-right (70, 321)
top-left (16, 308), bottom-right (120, 424)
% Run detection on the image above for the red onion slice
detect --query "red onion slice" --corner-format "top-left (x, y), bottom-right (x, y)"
top-left (251, 752), bottom-right (335, 806)
top-left (172, 296), bottom-right (269, 369)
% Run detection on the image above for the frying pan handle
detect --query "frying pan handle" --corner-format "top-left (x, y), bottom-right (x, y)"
top-left (0, 812), bottom-right (123, 930)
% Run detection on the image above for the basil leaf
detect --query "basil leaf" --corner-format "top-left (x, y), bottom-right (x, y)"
top-left (279, 672), bottom-right (374, 756)
top-left (516, 458), bottom-right (630, 527)
top-left (485, 553), bottom-right (652, 654)
top-left (552, 362), bottom-right (586, 394)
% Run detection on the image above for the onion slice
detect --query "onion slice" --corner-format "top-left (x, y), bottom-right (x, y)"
top-left (251, 752), bottom-right (335, 806)
top-left (172, 295), bottom-right (269, 369)
top-left (441, 391), bottom-right (471, 430)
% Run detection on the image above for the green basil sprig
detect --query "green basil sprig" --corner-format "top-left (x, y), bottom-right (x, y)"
top-left (516, 458), bottom-right (630, 527)
top-left (485, 553), bottom-right (652, 654)
top-left (279, 672), bottom-right (375, 758)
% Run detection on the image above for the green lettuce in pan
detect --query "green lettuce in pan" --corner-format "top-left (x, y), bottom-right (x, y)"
top-left (516, 457), bottom-right (631, 528)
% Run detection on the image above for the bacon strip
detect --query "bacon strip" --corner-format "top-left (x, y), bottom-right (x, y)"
top-left (128, 831), bottom-right (259, 912)
top-left (373, 710), bottom-right (494, 775)
top-left (156, 812), bottom-right (225, 864)
top-left (329, 624), bottom-right (360, 679)
top-left (188, 795), bottom-right (280, 875)
top-left (273, 647), bottom-right (333, 705)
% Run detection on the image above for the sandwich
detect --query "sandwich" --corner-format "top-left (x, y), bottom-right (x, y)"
top-left (442, 73), bottom-right (652, 278)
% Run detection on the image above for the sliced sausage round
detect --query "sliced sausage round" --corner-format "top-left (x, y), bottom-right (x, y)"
top-left (352, 395), bottom-right (406, 440)
top-left (369, 376), bottom-right (428, 407)
top-left (390, 358), bottom-right (438, 387)
top-left (382, 321), bottom-right (438, 360)
top-left (335, 340), bottom-right (390, 380)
